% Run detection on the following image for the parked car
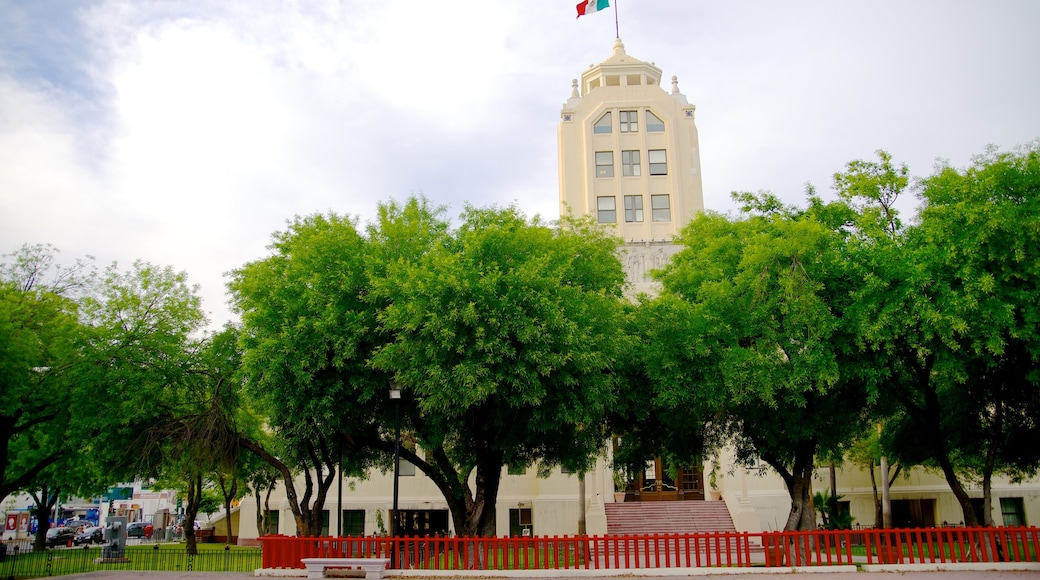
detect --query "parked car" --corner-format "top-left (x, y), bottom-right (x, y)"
top-left (126, 521), bottom-right (152, 539)
top-left (45, 527), bottom-right (77, 548)
top-left (73, 526), bottom-right (103, 545)
top-left (63, 519), bottom-right (92, 533)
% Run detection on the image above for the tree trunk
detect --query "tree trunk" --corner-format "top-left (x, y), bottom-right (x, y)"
top-left (868, 459), bottom-right (882, 528)
top-left (218, 473), bottom-right (238, 545)
top-left (470, 455), bottom-right (503, 537)
top-left (916, 369), bottom-right (979, 527)
top-left (254, 487), bottom-right (264, 537)
top-left (239, 436), bottom-right (311, 536)
top-left (981, 388), bottom-right (1003, 527)
top-left (828, 461), bottom-right (836, 505)
top-left (784, 467), bottom-right (816, 532)
top-left (183, 473), bottom-right (203, 555)
top-left (936, 451), bottom-right (979, 527)
top-left (30, 486), bottom-right (59, 552)
top-left (767, 446), bottom-right (817, 532)
top-left (880, 454), bottom-right (892, 528)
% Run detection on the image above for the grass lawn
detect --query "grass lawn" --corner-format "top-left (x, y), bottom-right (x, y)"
top-left (0, 542), bottom-right (262, 577)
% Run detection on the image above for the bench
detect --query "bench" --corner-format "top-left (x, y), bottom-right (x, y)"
top-left (300, 557), bottom-right (391, 579)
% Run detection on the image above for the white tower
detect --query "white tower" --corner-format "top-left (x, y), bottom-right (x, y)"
top-left (558, 39), bottom-right (704, 295)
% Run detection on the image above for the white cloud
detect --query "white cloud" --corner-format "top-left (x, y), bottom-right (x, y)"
top-left (3, 0), bottom-right (1040, 328)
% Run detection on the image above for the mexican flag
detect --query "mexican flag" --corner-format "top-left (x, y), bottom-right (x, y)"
top-left (576, 0), bottom-right (609, 18)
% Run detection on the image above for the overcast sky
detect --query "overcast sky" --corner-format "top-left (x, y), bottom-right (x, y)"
top-left (2, 0), bottom-right (1038, 328)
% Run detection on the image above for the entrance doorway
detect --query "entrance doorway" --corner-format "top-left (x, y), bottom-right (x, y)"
top-left (623, 458), bottom-right (704, 501)
top-left (391, 509), bottom-right (449, 537)
top-left (891, 499), bottom-right (936, 528)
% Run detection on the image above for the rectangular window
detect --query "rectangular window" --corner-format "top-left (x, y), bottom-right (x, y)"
top-left (594, 112), bottom-right (612, 134)
top-left (320, 510), bottom-right (330, 537)
top-left (646, 111), bottom-right (665, 132)
top-left (342, 509), bottom-right (365, 536)
top-left (624, 195), bottom-right (643, 222)
top-left (597, 196), bottom-right (616, 223)
top-left (1001, 497), bottom-right (1026, 526)
top-left (263, 510), bottom-right (279, 536)
top-left (651, 195), bottom-right (671, 222)
top-left (621, 150), bottom-right (640, 176)
top-left (648, 150), bottom-right (667, 175)
top-left (595, 151), bottom-right (614, 177)
top-left (619, 110), bottom-right (638, 132)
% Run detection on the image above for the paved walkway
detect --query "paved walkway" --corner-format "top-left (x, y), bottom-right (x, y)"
top-left (51, 567), bottom-right (1040, 580)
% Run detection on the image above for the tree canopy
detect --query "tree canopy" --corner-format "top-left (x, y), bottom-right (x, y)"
top-left (642, 192), bottom-right (870, 531)
top-left (848, 143), bottom-right (1040, 525)
top-left (231, 197), bottom-right (629, 536)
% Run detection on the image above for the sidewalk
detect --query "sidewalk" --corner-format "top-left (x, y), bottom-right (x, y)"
top-left (53, 564), bottom-right (1040, 580)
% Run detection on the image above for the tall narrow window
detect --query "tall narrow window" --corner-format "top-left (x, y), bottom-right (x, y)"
top-left (597, 196), bottom-right (617, 223)
top-left (342, 510), bottom-right (365, 536)
top-left (624, 195), bottom-right (643, 222)
top-left (1001, 498), bottom-right (1026, 526)
top-left (264, 511), bottom-right (280, 535)
top-left (594, 112), bottom-right (612, 134)
top-left (648, 150), bottom-right (668, 175)
top-left (646, 111), bottom-right (665, 132)
top-left (621, 150), bottom-right (640, 176)
top-left (595, 151), bottom-right (614, 177)
top-left (619, 110), bottom-right (639, 132)
top-left (651, 194), bottom-right (671, 222)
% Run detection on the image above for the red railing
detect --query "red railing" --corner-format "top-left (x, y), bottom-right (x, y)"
top-left (259, 526), bottom-right (1040, 571)
top-left (762, 526), bottom-right (1040, 567)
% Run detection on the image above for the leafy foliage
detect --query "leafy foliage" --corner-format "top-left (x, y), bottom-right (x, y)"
top-left (642, 193), bottom-right (872, 531)
top-left (231, 198), bottom-right (628, 536)
top-left (851, 143), bottom-right (1040, 525)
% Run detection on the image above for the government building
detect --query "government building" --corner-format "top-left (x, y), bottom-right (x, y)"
top-left (228, 40), bottom-right (1036, 543)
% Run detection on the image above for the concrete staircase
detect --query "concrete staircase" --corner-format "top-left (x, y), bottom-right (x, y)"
top-left (605, 501), bottom-right (736, 535)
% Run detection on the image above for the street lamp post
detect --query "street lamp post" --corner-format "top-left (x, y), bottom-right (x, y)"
top-left (389, 383), bottom-right (402, 555)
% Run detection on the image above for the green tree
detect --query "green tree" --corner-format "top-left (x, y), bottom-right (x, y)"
top-left (2, 246), bottom-right (218, 550)
top-left (369, 204), bottom-right (627, 536)
top-left (644, 192), bottom-right (870, 531)
top-left (231, 198), bottom-right (629, 538)
top-left (79, 260), bottom-right (216, 552)
top-left (231, 210), bottom-right (388, 537)
top-left (138, 325), bottom-right (248, 554)
top-left (851, 144), bottom-right (1040, 526)
top-left (0, 245), bottom-right (93, 504)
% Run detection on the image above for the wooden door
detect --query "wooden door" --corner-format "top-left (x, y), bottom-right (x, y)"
top-left (631, 458), bottom-right (704, 501)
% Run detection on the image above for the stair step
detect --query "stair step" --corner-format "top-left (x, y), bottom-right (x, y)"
top-left (605, 501), bottom-right (737, 535)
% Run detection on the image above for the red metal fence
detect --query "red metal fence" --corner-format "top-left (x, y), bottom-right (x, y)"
top-left (259, 526), bottom-right (1040, 571)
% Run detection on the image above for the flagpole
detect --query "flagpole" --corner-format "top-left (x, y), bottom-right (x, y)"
top-left (614, 0), bottom-right (620, 38)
